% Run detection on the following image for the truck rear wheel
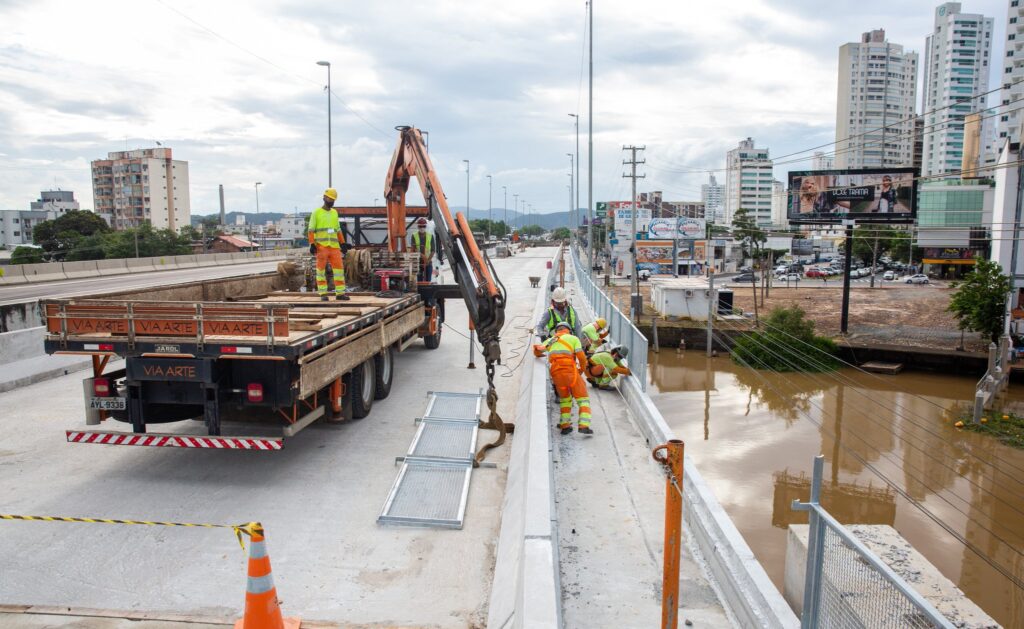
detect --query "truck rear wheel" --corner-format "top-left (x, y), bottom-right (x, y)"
top-left (424, 327), bottom-right (442, 349)
top-left (374, 346), bottom-right (395, 399)
top-left (348, 358), bottom-right (376, 419)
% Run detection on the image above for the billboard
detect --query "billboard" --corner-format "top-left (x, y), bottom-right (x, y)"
top-left (787, 168), bottom-right (916, 224)
top-left (647, 217), bottom-right (706, 240)
top-left (922, 247), bottom-right (977, 264)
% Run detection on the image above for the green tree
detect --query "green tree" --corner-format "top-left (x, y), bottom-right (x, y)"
top-left (731, 207), bottom-right (766, 262)
top-left (850, 226), bottom-right (904, 265)
top-left (519, 224), bottom-right (544, 237)
top-left (10, 245), bottom-right (44, 265)
top-left (948, 258), bottom-right (1011, 343)
top-left (101, 223), bottom-right (192, 259)
top-left (65, 233), bottom-right (108, 261)
top-left (732, 306), bottom-right (839, 372)
top-left (468, 218), bottom-right (509, 238)
top-left (32, 210), bottom-right (109, 257)
top-left (551, 226), bottom-right (571, 240)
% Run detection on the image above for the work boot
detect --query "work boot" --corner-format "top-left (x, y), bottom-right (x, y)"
top-left (578, 425), bottom-right (593, 435)
top-left (320, 295), bottom-right (329, 302)
top-left (558, 423), bottom-right (572, 435)
top-left (336, 294), bottom-right (350, 301)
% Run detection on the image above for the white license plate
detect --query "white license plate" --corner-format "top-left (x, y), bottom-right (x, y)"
top-left (89, 397), bottom-right (126, 410)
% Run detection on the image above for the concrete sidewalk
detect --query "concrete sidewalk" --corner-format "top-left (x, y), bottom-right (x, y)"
top-left (550, 293), bottom-right (732, 627)
top-left (0, 353), bottom-right (94, 394)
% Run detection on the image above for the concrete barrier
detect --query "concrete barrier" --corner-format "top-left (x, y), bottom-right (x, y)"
top-left (18, 262), bottom-right (67, 283)
top-left (61, 260), bottom-right (99, 279)
top-left (172, 255), bottom-right (199, 269)
top-left (125, 257), bottom-right (157, 273)
top-left (152, 255), bottom-right (176, 270)
top-left (0, 265), bottom-right (28, 286)
top-left (213, 253), bottom-right (235, 264)
top-left (95, 259), bottom-right (129, 276)
top-left (194, 253), bottom-right (218, 267)
top-left (0, 326), bottom-right (45, 365)
top-left (571, 279), bottom-right (799, 628)
top-left (488, 252), bottom-right (561, 629)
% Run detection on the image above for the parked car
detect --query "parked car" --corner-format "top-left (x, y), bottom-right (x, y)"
top-left (733, 273), bottom-right (757, 283)
top-left (883, 271), bottom-right (895, 281)
top-left (638, 268), bottom-right (652, 281)
top-left (805, 268), bottom-right (825, 278)
top-left (739, 266), bottom-right (753, 274)
top-left (782, 273), bottom-right (801, 282)
top-left (905, 274), bottom-right (930, 284)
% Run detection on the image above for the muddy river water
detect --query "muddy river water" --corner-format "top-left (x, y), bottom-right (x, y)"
top-left (648, 350), bottom-right (1024, 626)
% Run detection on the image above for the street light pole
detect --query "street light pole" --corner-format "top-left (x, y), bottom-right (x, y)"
top-left (486, 174), bottom-right (492, 240)
top-left (587, 0), bottom-right (594, 275)
top-left (462, 159), bottom-right (470, 218)
top-left (502, 185), bottom-right (507, 237)
top-left (255, 182), bottom-right (262, 214)
top-left (569, 113), bottom-right (580, 242)
top-left (513, 194), bottom-right (519, 233)
top-left (316, 61), bottom-right (332, 187)
top-left (567, 152), bottom-right (574, 239)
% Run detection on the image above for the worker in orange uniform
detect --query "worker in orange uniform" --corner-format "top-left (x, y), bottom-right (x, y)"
top-left (308, 188), bottom-right (349, 301)
top-left (534, 321), bottom-right (593, 435)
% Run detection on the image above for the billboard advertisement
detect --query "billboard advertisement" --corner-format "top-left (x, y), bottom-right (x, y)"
top-left (787, 168), bottom-right (916, 224)
top-left (922, 247), bottom-right (977, 265)
top-left (647, 217), bottom-right (707, 240)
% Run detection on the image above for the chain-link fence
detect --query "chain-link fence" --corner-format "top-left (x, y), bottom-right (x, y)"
top-left (793, 456), bottom-right (954, 629)
top-left (570, 248), bottom-right (649, 391)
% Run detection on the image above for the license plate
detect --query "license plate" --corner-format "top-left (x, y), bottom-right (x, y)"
top-left (90, 397), bottom-right (126, 410)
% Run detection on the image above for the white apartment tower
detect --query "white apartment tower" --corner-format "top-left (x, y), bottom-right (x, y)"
top-left (700, 173), bottom-right (725, 223)
top-left (835, 29), bottom-right (919, 170)
top-left (811, 151), bottom-right (836, 170)
top-left (996, 0), bottom-right (1024, 152)
top-left (91, 147), bottom-right (191, 231)
top-left (921, 3), bottom-right (994, 177)
top-left (724, 138), bottom-right (774, 227)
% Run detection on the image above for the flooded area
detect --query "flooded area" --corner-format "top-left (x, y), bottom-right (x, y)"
top-left (648, 350), bottom-right (1024, 626)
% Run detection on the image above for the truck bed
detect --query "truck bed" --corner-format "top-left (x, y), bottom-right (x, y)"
top-left (43, 291), bottom-right (423, 361)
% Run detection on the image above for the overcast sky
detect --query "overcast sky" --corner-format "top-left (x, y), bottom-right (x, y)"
top-left (0, 0), bottom-right (1010, 217)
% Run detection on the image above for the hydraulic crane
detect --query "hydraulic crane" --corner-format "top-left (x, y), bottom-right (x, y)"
top-left (384, 125), bottom-right (509, 463)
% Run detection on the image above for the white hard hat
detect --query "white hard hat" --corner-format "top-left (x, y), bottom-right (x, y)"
top-left (551, 287), bottom-right (567, 302)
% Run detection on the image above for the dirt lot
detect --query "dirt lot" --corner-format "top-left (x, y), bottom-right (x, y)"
top-left (605, 280), bottom-right (989, 352)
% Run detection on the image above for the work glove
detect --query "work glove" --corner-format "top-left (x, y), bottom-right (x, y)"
top-left (340, 242), bottom-right (353, 254)
top-left (309, 243), bottom-right (317, 255)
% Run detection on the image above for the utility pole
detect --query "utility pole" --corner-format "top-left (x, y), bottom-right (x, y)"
top-left (486, 174), bottom-right (492, 241)
top-left (513, 194), bottom-right (519, 234)
top-left (567, 152), bottom-right (574, 241)
top-left (316, 61), bottom-right (333, 186)
top-left (840, 220), bottom-right (855, 333)
top-left (502, 186), bottom-right (507, 237)
top-left (623, 145), bottom-right (646, 321)
top-left (707, 272), bottom-right (715, 357)
top-left (569, 113), bottom-right (580, 246)
top-left (586, 0), bottom-right (594, 275)
top-left (567, 183), bottom-right (573, 240)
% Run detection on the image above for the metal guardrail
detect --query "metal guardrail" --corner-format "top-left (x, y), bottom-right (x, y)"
top-left (570, 248), bottom-right (649, 391)
top-left (792, 456), bottom-right (954, 629)
top-left (973, 335), bottom-right (1011, 423)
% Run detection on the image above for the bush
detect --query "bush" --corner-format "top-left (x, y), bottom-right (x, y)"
top-left (10, 246), bottom-right (44, 265)
top-left (732, 306), bottom-right (839, 372)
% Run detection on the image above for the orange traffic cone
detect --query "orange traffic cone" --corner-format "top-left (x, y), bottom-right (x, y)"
top-left (235, 524), bottom-right (300, 629)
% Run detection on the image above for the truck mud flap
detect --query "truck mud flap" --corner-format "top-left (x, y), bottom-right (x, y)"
top-left (66, 429), bottom-right (283, 450)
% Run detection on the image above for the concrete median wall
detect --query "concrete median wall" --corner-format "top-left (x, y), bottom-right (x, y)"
top-left (0, 265), bottom-right (28, 286)
top-left (2, 249), bottom-right (305, 286)
top-left (0, 325), bottom-right (45, 365)
top-left (489, 251), bottom-right (561, 629)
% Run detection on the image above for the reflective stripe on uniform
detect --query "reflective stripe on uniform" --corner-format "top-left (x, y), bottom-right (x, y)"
top-left (308, 207), bottom-right (342, 248)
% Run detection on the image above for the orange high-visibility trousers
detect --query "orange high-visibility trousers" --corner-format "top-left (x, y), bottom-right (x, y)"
top-left (551, 368), bottom-right (591, 429)
top-left (315, 246), bottom-right (346, 295)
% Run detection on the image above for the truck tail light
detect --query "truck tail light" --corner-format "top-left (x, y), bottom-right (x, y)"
top-left (93, 378), bottom-right (110, 396)
top-left (246, 383), bottom-right (264, 403)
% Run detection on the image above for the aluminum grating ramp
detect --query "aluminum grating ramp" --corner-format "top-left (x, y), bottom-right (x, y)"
top-left (378, 391), bottom-right (482, 528)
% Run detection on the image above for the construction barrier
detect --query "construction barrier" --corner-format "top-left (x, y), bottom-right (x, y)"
top-left (173, 254), bottom-right (199, 269)
top-left (153, 256), bottom-right (176, 270)
top-left (61, 260), bottom-right (100, 279)
top-left (0, 265), bottom-right (28, 286)
top-left (195, 253), bottom-right (218, 267)
top-left (95, 258), bottom-right (129, 276)
top-left (214, 253), bottom-right (236, 264)
top-left (18, 261), bottom-right (67, 283)
top-left (125, 257), bottom-right (157, 273)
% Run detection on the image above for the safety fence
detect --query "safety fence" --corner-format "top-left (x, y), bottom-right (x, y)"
top-left (570, 249), bottom-right (649, 390)
top-left (973, 335), bottom-right (1011, 423)
top-left (0, 248), bottom-right (304, 287)
top-left (792, 456), bottom-right (954, 629)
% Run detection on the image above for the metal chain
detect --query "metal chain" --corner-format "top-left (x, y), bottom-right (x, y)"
top-left (474, 359), bottom-right (507, 466)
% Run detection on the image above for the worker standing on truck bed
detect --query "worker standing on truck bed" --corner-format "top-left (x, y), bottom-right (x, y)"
top-left (536, 287), bottom-right (579, 339)
top-left (308, 188), bottom-right (349, 301)
top-left (409, 217), bottom-right (434, 283)
top-left (586, 346), bottom-right (631, 390)
top-left (580, 317), bottom-right (608, 354)
top-left (535, 321), bottom-right (592, 435)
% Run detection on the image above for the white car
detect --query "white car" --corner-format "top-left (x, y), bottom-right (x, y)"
top-left (883, 271), bottom-right (895, 281)
top-left (905, 274), bottom-right (930, 284)
top-left (783, 273), bottom-right (801, 282)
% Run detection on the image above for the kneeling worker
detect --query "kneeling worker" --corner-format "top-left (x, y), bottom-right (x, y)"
top-left (587, 346), bottom-right (632, 390)
top-left (538, 321), bottom-right (593, 435)
top-left (308, 188), bottom-right (349, 301)
top-left (580, 317), bottom-right (609, 354)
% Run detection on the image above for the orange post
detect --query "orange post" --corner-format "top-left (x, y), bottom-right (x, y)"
top-left (652, 439), bottom-right (685, 629)
top-left (235, 523), bottom-right (300, 629)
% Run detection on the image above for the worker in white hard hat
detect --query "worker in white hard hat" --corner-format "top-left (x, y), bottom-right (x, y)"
top-left (308, 188), bottom-right (349, 301)
top-left (536, 285), bottom-right (579, 339)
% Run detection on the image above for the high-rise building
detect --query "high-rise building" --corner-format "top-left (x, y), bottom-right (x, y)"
top-left (921, 3), bottom-right (994, 178)
top-left (724, 138), bottom-right (774, 226)
top-left (996, 0), bottom-right (1024, 152)
top-left (811, 152), bottom-right (836, 170)
top-left (770, 180), bottom-right (789, 229)
top-left (701, 173), bottom-right (725, 223)
top-left (835, 29), bottom-right (918, 170)
top-left (0, 191), bottom-right (82, 249)
top-left (91, 147), bottom-right (190, 231)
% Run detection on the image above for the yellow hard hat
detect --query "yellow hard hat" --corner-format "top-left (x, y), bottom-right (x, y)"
top-left (324, 188), bottom-right (338, 200)
top-left (596, 317), bottom-right (607, 329)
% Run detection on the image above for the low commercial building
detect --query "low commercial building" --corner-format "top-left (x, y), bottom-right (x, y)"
top-left (915, 179), bottom-right (993, 278)
top-left (0, 191), bottom-right (82, 249)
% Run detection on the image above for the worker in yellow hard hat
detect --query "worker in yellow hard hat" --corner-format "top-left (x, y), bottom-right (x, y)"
top-left (308, 188), bottom-right (349, 301)
top-left (580, 317), bottom-right (609, 354)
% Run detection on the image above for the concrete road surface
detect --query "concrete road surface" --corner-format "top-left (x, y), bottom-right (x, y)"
top-left (0, 249), bottom-right (552, 627)
top-left (0, 260), bottom-right (281, 306)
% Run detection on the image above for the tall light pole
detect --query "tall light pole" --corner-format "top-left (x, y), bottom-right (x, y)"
top-left (502, 185), bottom-right (507, 237)
top-left (462, 159), bottom-right (470, 218)
top-left (513, 193), bottom-right (519, 232)
top-left (255, 182), bottom-right (262, 213)
top-left (568, 113), bottom-right (580, 242)
top-left (374, 197), bottom-right (379, 206)
top-left (567, 152), bottom-right (574, 238)
top-left (316, 61), bottom-right (332, 187)
top-left (486, 174), bottom-right (493, 240)
top-left (568, 175), bottom-right (574, 238)
top-left (586, 1), bottom-right (594, 274)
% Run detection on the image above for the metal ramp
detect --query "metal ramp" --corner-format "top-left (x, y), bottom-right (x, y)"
top-left (378, 391), bottom-right (482, 529)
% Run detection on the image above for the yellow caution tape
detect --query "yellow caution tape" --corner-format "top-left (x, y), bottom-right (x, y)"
top-left (0, 514), bottom-right (261, 550)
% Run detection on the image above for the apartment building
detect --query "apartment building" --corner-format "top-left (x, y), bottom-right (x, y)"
top-left (91, 147), bottom-right (191, 231)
